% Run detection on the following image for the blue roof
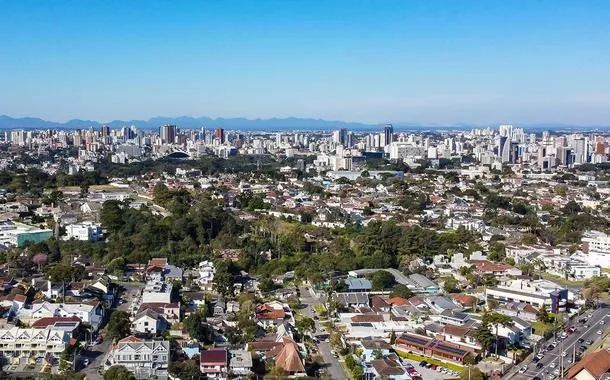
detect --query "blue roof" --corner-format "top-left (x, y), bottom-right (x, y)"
top-left (345, 278), bottom-right (372, 291)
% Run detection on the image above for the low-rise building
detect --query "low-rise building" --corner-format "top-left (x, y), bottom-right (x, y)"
top-left (200, 348), bottom-right (228, 379)
top-left (65, 221), bottom-right (103, 241)
top-left (108, 336), bottom-right (170, 379)
top-left (0, 324), bottom-right (73, 360)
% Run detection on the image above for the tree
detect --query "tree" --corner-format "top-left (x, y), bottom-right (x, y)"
top-left (389, 330), bottom-right (397, 345)
top-left (100, 200), bottom-right (124, 233)
top-left (104, 365), bottom-right (136, 380)
top-left (483, 312), bottom-right (514, 357)
top-left (169, 360), bottom-right (200, 380)
top-left (390, 284), bottom-right (413, 299)
top-left (258, 278), bottom-right (276, 293)
top-left (460, 366), bottom-right (484, 380)
top-left (443, 276), bottom-right (459, 293)
top-left (47, 264), bottom-right (74, 283)
top-left (472, 323), bottom-right (494, 356)
top-left (106, 311), bottom-right (131, 341)
top-left (537, 304), bottom-right (550, 323)
top-left (183, 311), bottom-right (213, 343)
top-left (295, 316), bottom-right (315, 337)
top-left (368, 271), bottom-right (396, 291)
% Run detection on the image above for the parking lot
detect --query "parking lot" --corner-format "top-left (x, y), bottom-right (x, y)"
top-left (400, 358), bottom-right (461, 380)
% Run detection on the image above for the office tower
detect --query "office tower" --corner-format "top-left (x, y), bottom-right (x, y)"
top-left (215, 128), bottom-right (225, 144)
top-left (160, 124), bottom-right (176, 144)
top-left (384, 124), bottom-right (394, 146)
top-left (101, 125), bottom-right (110, 139)
top-left (573, 136), bottom-right (586, 164)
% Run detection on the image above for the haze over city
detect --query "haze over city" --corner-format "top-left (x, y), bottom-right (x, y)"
top-left (2, 0), bottom-right (610, 126)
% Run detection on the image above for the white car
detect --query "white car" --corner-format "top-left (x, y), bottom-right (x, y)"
top-left (519, 366), bottom-right (527, 373)
top-left (601, 320), bottom-right (605, 325)
top-left (598, 330), bottom-right (603, 335)
top-left (550, 361), bottom-right (557, 369)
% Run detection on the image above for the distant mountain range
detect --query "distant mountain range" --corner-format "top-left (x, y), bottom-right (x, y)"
top-left (0, 114), bottom-right (608, 132)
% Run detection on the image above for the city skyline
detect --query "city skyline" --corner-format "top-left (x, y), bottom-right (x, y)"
top-left (2, 1), bottom-right (610, 125)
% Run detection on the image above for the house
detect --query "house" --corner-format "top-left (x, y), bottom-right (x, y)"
top-left (132, 309), bottom-right (165, 335)
top-left (267, 337), bottom-right (306, 377)
top-left (470, 260), bottom-right (522, 276)
top-left (229, 349), bottom-right (253, 377)
top-left (424, 296), bottom-right (461, 314)
top-left (335, 293), bottom-right (369, 309)
top-left (406, 274), bottom-right (440, 294)
top-left (567, 350), bottom-right (610, 379)
top-left (108, 336), bottom-right (170, 379)
top-left (200, 348), bottom-right (228, 379)
top-left (138, 302), bottom-right (180, 324)
top-left (255, 303), bottom-right (287, 328)
top-left (369, 355), bottom-right (410, 380)
top-left (439, 310), bottom-right (472, 326)
top-left (438, 325), bottom-right (480, 350)
top-left (65, 221), bottom-right (103, 241)
top-left (344, 278), bottom-right (372, 292)
top-left (360, 339), bottom-right (392, 362)
top-left (16, 301), bottom-right (104, 330)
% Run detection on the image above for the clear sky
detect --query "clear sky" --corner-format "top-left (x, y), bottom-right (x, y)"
top-left (1, 0), bottom-right (610, 125)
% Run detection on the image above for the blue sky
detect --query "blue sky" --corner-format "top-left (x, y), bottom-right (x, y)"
top-left (1, 0), bottom-right (610, 125)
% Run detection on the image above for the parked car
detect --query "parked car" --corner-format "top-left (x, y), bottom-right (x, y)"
top-left (519, 366), bottom-right (528, 373)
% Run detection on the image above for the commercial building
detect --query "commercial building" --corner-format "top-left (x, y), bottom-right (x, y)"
top-left (0, 221), bottom-right (53, 247)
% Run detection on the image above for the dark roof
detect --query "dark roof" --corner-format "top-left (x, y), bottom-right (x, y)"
top-left (201, 348), bottom-right (228, 365)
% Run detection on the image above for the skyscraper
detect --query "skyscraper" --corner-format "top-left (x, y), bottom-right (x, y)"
top-left (160, 124), bottom-right (176, 144)
top-left (215, 128), bottom-right (225, 144)
top-left (101, 125), bottom-right (110, 138)
top-left (384, 124), bottom-right (394, 146)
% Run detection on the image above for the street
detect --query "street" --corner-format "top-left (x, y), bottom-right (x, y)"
top-left (82, 282), bottom-right (145, 380)
top-left (299, 285), bottom-right (349, 380)
top-left (508, 303), bottom-right (610, 380)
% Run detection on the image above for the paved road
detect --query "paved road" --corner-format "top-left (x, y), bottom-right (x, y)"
top-left (82, 282), bottom-right (145, 380)
top-left (299, 285), bottom-right (348, 380)
top-left (507, 303), bottom-right (610, 380)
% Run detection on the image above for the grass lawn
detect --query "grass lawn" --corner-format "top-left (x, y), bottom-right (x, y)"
top-left (531, 320), bottom-right (554, 336)
top-left (394, 347), bottom-right (463, 371)
top-left (540, 272), bottom-right (586, 286)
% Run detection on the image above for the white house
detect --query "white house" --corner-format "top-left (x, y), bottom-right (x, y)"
top-left (65, 221), bottom-right (103, 241)
top-left (108, 336), bottom-right (170, 379)
top-left (132, 309), bottom-right (165, 335)
top-left (0, 326), bottom-right (70, 359)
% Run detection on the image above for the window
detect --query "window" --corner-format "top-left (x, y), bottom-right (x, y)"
top-left (144, 322), bottom-right (149, 326)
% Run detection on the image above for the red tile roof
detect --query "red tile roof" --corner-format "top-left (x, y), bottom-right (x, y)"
top-left (32, 316), bottom-right (81, 328)
top-left (567, 350), bottom-right (610, 379)
top-left (388, 297), bottom-right (408, 306)
top-left (119, 336), bottom-right (144, 343)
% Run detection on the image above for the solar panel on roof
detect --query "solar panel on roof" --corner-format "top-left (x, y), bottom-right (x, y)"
top-left (435, 343), bottom-right (466, 356)
top-left (54, 322), bottom-right (78, 327)
top-left (400, 335), bottom-right (429, 346)
top-left (351, 322), bottom-right (374, 327)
